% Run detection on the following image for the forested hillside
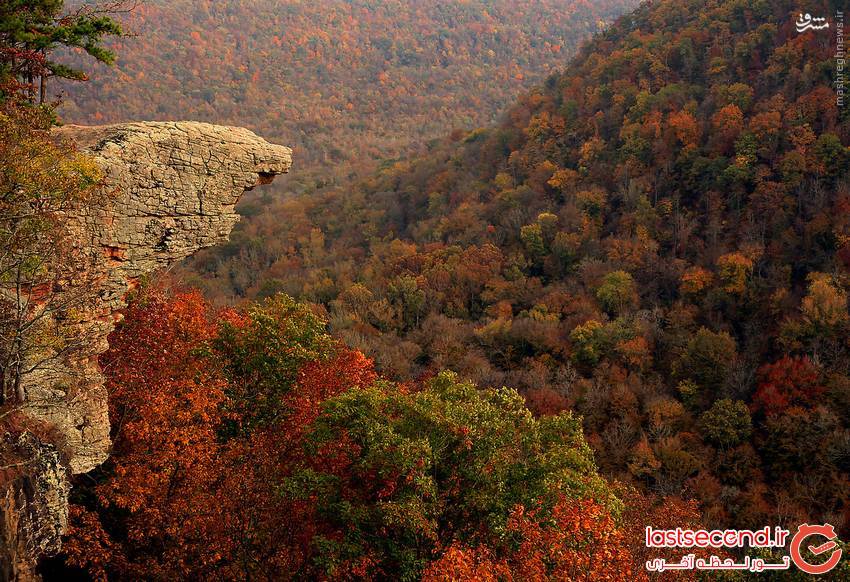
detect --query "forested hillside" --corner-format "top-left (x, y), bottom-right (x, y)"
top-left (7, 3), bottom-right (671, 579)
top-left (59, 286), bottom-right (703, 579)
top-left (181, 0), bottom-right (850, 535)
top-left (6, 0), bottom-right (850, 579)
top-left (60, 0), bottom-right (636, 179)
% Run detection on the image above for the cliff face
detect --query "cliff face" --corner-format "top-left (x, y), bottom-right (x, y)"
top-left (1, 122), bottom-right (291, 580)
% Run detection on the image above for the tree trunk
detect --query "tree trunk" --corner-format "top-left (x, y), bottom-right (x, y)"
top-left (25, 72), bottom-right (34, 101)
top-left (14, 368), bottom-right (23, 404)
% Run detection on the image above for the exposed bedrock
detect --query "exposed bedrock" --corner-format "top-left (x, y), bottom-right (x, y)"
top-left (1, 121), bottom-right (291, 580)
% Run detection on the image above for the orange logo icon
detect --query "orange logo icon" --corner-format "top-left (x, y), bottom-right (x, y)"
top-left (790, 524), bottom-right (842, 575)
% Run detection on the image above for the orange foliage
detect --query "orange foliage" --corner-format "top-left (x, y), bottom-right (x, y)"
top-left (60, 0), bottom-right (636, 185)
top-left (64, 287), bottom-right (379, 579)
top-left (423, 497), bottom-right (638, 582)
top-left (619, 488), bottom-right (715, 582)
top-left (668, 110), bottom-right (701, 149)
top-left (710, 104), bottom-right (743, 153)
top-left (679, 266), bottom-right (714, 296)
top-left (64, 288), bottom-right (229, 578)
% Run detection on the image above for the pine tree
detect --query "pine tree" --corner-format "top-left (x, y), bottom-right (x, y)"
top-left (0, 0), bottom-right (122, 103)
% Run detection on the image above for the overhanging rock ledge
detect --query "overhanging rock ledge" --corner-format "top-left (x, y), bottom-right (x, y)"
top-left (1, 121), bottom-right (291, 581)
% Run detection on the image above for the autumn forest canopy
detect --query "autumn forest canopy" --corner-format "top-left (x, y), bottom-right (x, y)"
top-left (59, 0), bottom-right (638, 188)
top-left (2, 0), bottom-right (850, 579)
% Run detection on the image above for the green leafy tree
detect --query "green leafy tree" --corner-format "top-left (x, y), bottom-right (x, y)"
top-left (297, 371), bottom-right (613, 580)
top-left (0, 0), bottom-right (122, 103)
top-left (569, 319), bottom-right (606, 366)
top-left (520, 222), bottom-right (546, 259)
top-left (674, 328), bottom-right (737, 407)
top-left (596, 270), bottom-right (638, 314)
top-left (214, 293), bottom-right (335, 432)
top-left (813, 133), bottom-right (849, 181)
top-left (698, 399), bottom-right (752, 449)
top-left (388, 274), bottom-right (426, 330)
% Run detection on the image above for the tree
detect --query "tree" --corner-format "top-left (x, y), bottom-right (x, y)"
top-left (800, 274), bottom-right (848, 334)
top-left (208, 345), bottom-right (378, 580)
top-left (388, 274), bottom-right (426, 329)
top-left (64, 286), bottom-right (230, 579)
top-left (65, 289), bottom-right (623, 580)
top-left (674, 328), bottom-right (737, 406)
top-left (813, 133), bottom-right (848, 181)
top-left (213, 293), bottom-right (335, 432)
top-left (596, 270), bottom-right (638, 314)
top-left (569, 319), bottom-right (606, 366)
top-left (679, 266), bottom-right (713, 296)
top-left (751, 356), bottom-right (824, 417)
top-left (520, 222), bottom-right (546, 259)
top-left (296, 371), bottom-right (613, 580)
top-left (423, 496), bottom-right (636, 581)
top-left (759, 407), bottom-right (834, 481)
top-left (617, 486), bottom-right (711, 576)
top-left (64, 286), bottom-right (378, 580)
top-left (0, 0), bottom-right (123, 103)
top-left (699, 398), bottom-right (752, 449)
top-left (710, 104), bottom-right (743, 154)
top-left (667, 109), bottom-right (701, 150)
top-left (0, 107), bottom-right (103, 404)
top-left (715, 252), bottom-right (753, 295)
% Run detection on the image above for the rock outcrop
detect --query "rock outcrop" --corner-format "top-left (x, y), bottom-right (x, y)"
top-left (0, 122), bottom-right (291, 580)
top-left (1, 435), bottom-right (68, 582)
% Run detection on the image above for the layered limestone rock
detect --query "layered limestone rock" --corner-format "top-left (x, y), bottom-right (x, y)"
top-left (1, 435), bottom-right (68, 582)
top-left (1, 122), bottom-right (290, 579)
top-left (38, 121), bottom-right (291, 473)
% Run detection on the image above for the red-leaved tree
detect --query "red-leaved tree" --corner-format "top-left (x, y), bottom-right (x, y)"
top-left (751, 356), bottom-right (824, 417)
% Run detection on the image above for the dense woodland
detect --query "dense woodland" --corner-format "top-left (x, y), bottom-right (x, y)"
top-left (54, 286), bottom-right (710, 580)
top-left (177, 0), bottom-right (850, 546)
top-left (3, 0), bottom-right (850, 579)
top-left (60, 0), bottom-right (637, 184)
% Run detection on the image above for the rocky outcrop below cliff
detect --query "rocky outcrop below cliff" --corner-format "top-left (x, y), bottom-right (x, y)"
top-left (0, 122), bottom-right (291, 580)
